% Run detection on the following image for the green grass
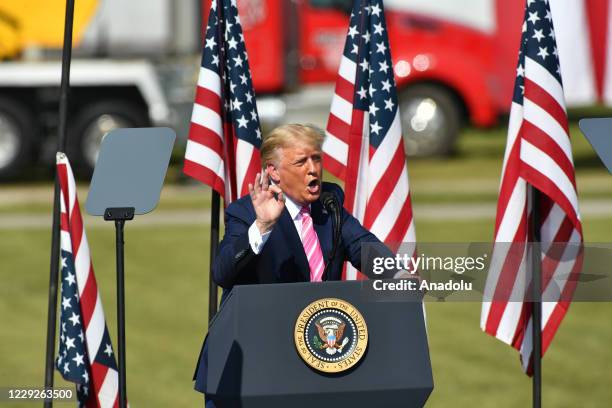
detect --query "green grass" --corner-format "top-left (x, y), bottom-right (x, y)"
top-left (1, 125), bottom-right (612, 407)
top-left (0, 226), bottom-right (211, 407)
top-left (1, 219), bottom-right (611, 407)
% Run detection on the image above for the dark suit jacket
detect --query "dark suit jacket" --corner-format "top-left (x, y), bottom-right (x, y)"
top-left (194, 182), bottom-right (392, 393)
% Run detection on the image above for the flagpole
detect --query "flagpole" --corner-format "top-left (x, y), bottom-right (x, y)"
top-left (44, 0), bottom-right (75, 406)
top-left (531, 186), bottom-right (542, 408)
top-left (342, 0), bottom-right (368, 218)
top-left (198, 1), bottom-right (219, 323)
top-left (207, 0), bottom-right (228, 323)
top-left (208, 192), bottom-right (220, 321)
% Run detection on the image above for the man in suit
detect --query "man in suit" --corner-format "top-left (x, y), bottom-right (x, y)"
top-left (194, 124), bottom-right (397, 401)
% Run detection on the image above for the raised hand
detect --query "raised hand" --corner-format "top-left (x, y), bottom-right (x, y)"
top-left (248, 169), bottom-right (285, 234)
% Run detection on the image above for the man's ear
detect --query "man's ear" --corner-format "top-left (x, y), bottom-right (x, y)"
top-left (267, 163), bottom-right (280, 183)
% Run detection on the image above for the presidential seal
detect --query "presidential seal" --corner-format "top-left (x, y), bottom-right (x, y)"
top-left (294, 298), bottom-right (368, 373)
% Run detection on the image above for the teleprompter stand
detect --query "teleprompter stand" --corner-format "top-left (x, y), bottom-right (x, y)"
top-left (103, 206), bottom-right (134, 408)
top-left (86, 128), bottom-right (175, 408)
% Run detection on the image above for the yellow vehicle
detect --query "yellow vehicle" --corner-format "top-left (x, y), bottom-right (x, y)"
top-left (0, 0), bottom-right (192, 179)
top-left (0, 0), bottom-right (98, 59)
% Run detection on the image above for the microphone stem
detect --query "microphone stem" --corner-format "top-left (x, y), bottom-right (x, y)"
top-left (324, 205), bottom-right (342, 279)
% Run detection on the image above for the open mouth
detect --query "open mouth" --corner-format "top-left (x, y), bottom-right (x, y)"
top-left (307, 179), bottom-right (320, 194)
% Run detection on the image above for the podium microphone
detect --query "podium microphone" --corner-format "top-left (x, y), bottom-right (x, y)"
top-left (320, 192), bottom-right (342, 280)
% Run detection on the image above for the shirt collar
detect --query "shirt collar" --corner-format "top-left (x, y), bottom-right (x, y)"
top-left (284, 195), bottom-right (309, 220)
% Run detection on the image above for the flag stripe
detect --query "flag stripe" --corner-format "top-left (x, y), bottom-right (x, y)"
top-left (194, 85), bottom-right (223, 114)
top-left (326, 114), bottom-right (351, 144)
top-left (366, 112), bottom-right (402, 197)
top-left (500, 103), bottom-right (525, 179)
top-left (495, 145), bottom-right (523, 235)
top-left (520, 149), bottom-right (580, 228)
top-left (188, 123), bottom-right (224, 154)
top-left (330, 95), bottom-right (354, 125)
top-left (197, 66), bottom-right (222, 96)
top-left (523, 78), bottom-right (569, 133)
top-left (521, 122), bottom-right (576, 187)
top-left (523, 98), bottom-right (572, 163)
top-left (382, 193), bottom-right (414, 244)
top-left (79, 272), bottom-right (98, 328)
top-left (338, 55), bottom-right (357, 85)
top-left (496, 180), bottom-right (528, 242)
top-left (191, 104), bottom-right (224, 137)
top-left (525, 57), bottom-right (566, 111)
top-left (85, 297), bottom-right (105, 359)
top-left (322, 151), bottom-right (347, 179)
top-left (185, 140), bottom-right (225, 180)
top-left (362, 142), bottom-right (405, 229)
top-left (485, 215), bottom-right (528, 336)
top-left (184, 159), bottom-right (226, 195)
top-left (335, 76), bottom-right (356, 105)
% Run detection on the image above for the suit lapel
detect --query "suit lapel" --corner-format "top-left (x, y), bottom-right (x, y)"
top-left (266, 201), bottom-right (332, 282)
top-left (276, 207), bottom-right (310, 281)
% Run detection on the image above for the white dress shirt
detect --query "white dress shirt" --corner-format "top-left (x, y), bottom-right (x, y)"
top-left (247, 195), bottom-right (309, 254)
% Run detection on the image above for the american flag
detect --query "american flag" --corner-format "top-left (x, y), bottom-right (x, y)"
top-left (480, 0), bottom-right (583, 374)
top-left (184, 0), bottom-right (262, 204)
top-left (56, 153), bottom-right (120, 407)
top-left (324, 0), bottom-right (416, 280)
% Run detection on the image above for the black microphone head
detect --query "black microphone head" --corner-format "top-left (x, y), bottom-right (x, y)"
top-left (320, 191), bottom-right (336, 210)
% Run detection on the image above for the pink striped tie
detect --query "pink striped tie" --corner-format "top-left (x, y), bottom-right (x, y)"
top-left (300, 206), bottom-right (325, 282)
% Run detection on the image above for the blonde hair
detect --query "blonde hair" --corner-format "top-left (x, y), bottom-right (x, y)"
top-left (260, 124), bottom-right (324, 166)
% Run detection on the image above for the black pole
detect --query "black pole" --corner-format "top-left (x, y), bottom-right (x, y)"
top-left (115, 218), bottom-right (127, 408)
top-left (531, 187), bottom-right (542, 408)
top-left (44, 1), bottom-right (75, 406)
top-left (208, 192), bottom-right (220, 322)
top-left (44, 182), bottom-right (61, 408)
top-left (207, 0), bottom-right (228, 324)
top-left (102, 207), bottom-right (134, 408)
top-left (103, 207), bottom-right (134, 408)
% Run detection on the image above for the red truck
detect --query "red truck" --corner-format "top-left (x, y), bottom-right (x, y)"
top-left (0, 0), bottom-right (608, 179)
top-left (228, 0), bottom-right (611, 156)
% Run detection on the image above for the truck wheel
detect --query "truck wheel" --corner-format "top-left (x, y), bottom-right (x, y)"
top-left (70, 101), bottom-right (149, 177)
top-left (0, 97), bottom-right (34, 180)
top-left (398, 84), bottom-right (461, 157)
